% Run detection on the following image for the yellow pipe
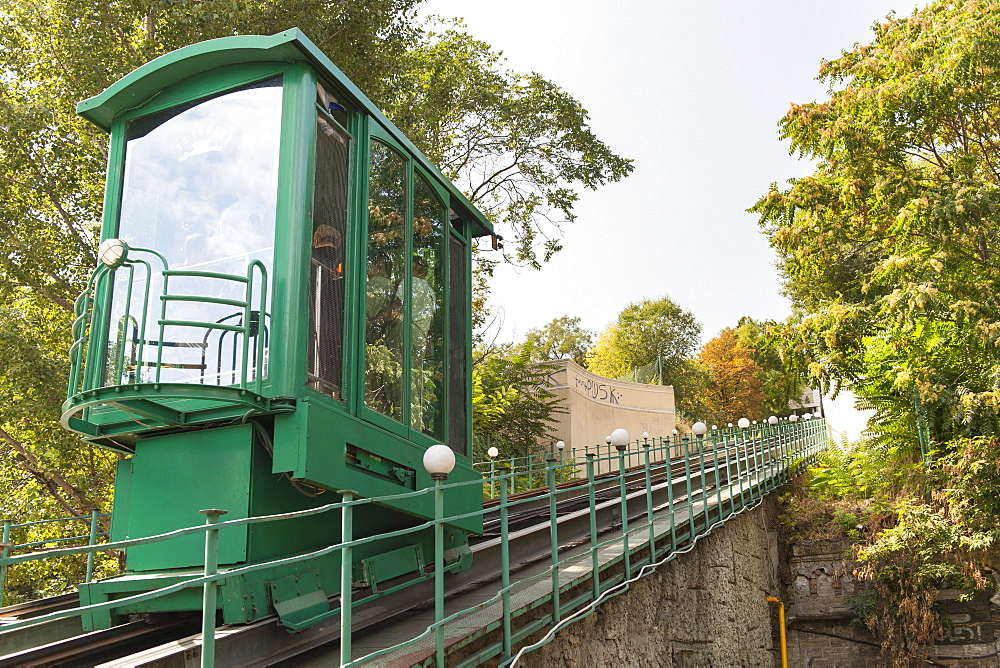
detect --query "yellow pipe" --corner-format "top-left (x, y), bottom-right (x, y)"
top-left (766, 596), bottom-right (788, 668)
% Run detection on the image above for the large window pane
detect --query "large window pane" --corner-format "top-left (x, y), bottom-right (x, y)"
top-left (365, 141), bottom-right (407, 421)
top-left (411, 175), bottom-right (445, 438)
top-left (110, 78), bottom-right (281, 386)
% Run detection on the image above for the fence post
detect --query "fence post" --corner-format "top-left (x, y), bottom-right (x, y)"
top-left (545, 453), bottom-right (561, 624)
top-left (642, 442), bottom-right (655, 564)
top-left (616, 445), bottom-right (631, 580)
top-left (499, 472), bottom-right (512, 660)
top-left (339, 491), bottom-right (356, 667)
top-left (199, 508), bottom-right (227, 668)
top-left (586, 453), bottom-right (600, 598)
top-left (0, 519), bottom-right (11, 608)
top-left (682, 437), bottom-right (694, 541)
top-left (433, 479), bottom-right (447, 666)
top-left (85, 509), bottom-right (100, 584)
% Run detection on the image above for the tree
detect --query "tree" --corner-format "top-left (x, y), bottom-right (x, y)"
top-left (750, 1), bottom-right (1000, 444)
top-left (751, 3), bottom-right (1000, 659)
top-left (586, 296), bottom-right (701, 385)
top-left (383, 22), bottom-right (633, 269)
top-left (732, 317), bottom-right (808, 417)
top-left (472, 343), bottom-right (564, 462)
top-left (692, 329), bottom-right (767, 426)
top-left (522, 315), bottom-right (594, 366)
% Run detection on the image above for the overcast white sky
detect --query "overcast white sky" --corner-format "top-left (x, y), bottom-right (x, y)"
top-left (419, 0), bottom-right (925, 439)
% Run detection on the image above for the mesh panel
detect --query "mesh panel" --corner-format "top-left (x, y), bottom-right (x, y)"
top-left (307, 115), bottom-right (350, 398)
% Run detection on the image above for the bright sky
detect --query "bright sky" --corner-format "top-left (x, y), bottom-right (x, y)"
top-left (420, 0), bottom-right (925, 440)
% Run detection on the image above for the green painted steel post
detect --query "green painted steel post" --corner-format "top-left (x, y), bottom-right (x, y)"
top-left (711, 434), bottom-right (723, 524)
top-left (616, 447), bottom-right (631, 580)
top-left (499, 472), bottom-right (512, 660)
top-left (433, 480), bottom-right (446, 666)
top-left (0, 519), bottom-right (11, 608)
top-left (339, 491), bottom-right (356, 667)
top-left (85, 509), bottom-right (99, 583)
top-left (696, 435), bottom-right (709, 529)
top-left (642, 443), bottom-right (655, 564)
top-left (199, 508), bottom-right (226, 668)
top-left (545, 453), bottom-right (561, 623)
top-left (586, 453), bottom-right (600, 598)
top-left (488, 459), bottom-right (496, 499)
top-left (665, 439), bottom-right (677, 552)
top-left (682, 437), bottom-right (694, 541)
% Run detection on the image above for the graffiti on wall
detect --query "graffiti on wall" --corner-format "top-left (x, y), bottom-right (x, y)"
top-left (575, 377), bottom-right (622, 405)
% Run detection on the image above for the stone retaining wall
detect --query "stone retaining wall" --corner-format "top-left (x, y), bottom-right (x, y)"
top-left (520, 500), bottom-right (781, 667)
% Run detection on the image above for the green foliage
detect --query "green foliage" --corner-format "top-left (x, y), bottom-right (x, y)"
top-left (586, 296), bottom-right (701, 385)
top-left (521, 315), bottom-right (594, 367)
top-left (732, 316), bottom-right (809, 417)
top-left (750, 0), bottom-right (1000, 445)
top-left (472, 343), bottom-right (565, 462)
top-left (384, 20), bottom-right (633, 268)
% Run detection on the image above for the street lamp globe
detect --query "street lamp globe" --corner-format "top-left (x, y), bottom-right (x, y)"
top-left (610, 428), bottom-right (630, 450)
top-left (424, 444), bottom-right (456, 480)
top-left (738, 418), bottom-right (750, 429)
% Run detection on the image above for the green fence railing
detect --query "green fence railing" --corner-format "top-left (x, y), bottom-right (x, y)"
top-left (0, 418), bottom-right (829, 666)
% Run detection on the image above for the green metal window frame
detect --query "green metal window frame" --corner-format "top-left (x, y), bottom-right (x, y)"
top-left (361, 126), bottom-right (455, 444)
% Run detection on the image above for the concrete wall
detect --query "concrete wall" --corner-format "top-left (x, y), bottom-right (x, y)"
top-left (520, 500), bottom-right (782, 667)
top-left (786, 540), bottom-right (1000, 667)
top-left (538, 359), bottom-right (676, 454)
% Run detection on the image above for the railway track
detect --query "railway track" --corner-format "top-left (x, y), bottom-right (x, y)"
top-left (0, 439), bottom-right (783, 666)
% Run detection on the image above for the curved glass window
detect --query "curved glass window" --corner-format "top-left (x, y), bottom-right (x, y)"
top-left (108, 78), bottom-right (282, 386)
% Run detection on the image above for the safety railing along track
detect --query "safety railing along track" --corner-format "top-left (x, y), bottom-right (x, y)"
top-left (0, 420), bottom-right (827, 667)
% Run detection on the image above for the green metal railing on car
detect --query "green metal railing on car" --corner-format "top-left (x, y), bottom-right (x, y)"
top-left (67, 248), bottom-right (269, 398)
top-left (0, 419), bottom-right (828, 666)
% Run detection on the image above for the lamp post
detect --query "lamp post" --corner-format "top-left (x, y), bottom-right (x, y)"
top-left (424, 445), bottom-right (455, 667)
top-left (555, 440), bottom-right (565, 468)
top-left (487, 446), bottom-right (499, 498)
top-left (610, 428), bottom-right (632, 578)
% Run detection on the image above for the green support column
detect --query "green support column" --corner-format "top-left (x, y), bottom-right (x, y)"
top-left (545, 453), bottom-right (561, 623)
top-left (85, 509), bottom-right (99, 584)
top-left (642, 443), bottom-right (655, 564)
top-left (499, 474), bottom-right (512, 660)
top-left (0, 519), bottom-right (11, 608)
top-left (339, 491), bottom-right (356, 667)
top-left (616, 446), bottom-right (631, 580)
top-left (199, 509), bottom-right (227, 668)
top-left (433, 481), bottom-right (446, 666)
top-left (586, 454), bottom-right (600, 598)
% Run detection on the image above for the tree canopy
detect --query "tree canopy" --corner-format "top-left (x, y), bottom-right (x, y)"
top-left (690, 329), bottom-right (767, 426)
top-left (750, 0), bottom-right (1000, 443)
top-left (753, 2), bottom-right (1000, 658)
top-left (522, 315), bottom-right (594, 367)
top-left (586, 296), bottom-right (701, 384)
